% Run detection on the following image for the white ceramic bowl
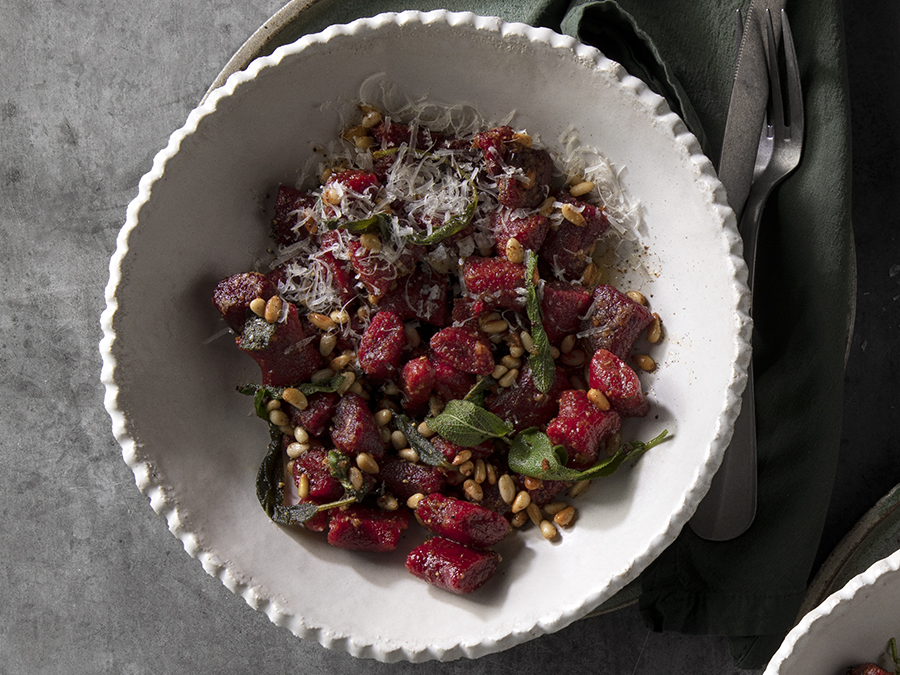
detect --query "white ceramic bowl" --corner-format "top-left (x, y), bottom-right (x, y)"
top-left (100, 10), bottom-right (750, 662)
top-left (764, 548), bottom-right (900, 675)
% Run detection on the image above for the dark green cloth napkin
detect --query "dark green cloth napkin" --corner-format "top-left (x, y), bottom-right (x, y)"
top-left (247, 0), bottom-right (854, 668)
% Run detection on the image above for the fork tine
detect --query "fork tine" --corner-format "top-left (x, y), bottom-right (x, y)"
top-left (781, 9), bottom-right (804, 140)
top-left (764, 9), bottom-right (784, 130)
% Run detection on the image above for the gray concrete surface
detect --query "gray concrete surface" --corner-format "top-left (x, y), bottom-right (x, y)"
top-left (0, 1), bottom-right (895, 673)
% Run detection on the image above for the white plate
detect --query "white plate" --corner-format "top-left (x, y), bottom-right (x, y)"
top-left (765, 548), bottom-right (900, 675)
top-left (100, 10), bottom-right (750, 662)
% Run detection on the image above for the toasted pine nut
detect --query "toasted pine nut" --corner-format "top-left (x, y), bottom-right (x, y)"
top-left (282, 388), bottom-right (308, 410)
top-left (501, 355), bottom-right (522, 370)
top-left (323, 187), bottom-right (341, 206)
top-left (359, 233), bottom-right (382, 251)
top-left (452, 449), bottom-right (472, 466)
top-left (398, 447), bottom-right (419, 463)
top-left (354, 135), bottom-right (375, 149)
top-left (569, 180), bottom-right (595, 197)
top-left (634, 354), bottom-right (656, 372)
top-left (379, 426), bottom-right (392, 443)
top-left (561, 203), bottom-right (586, 226)
top-left (249, 297), bottom-right (267, 318)
top-left (508, 345), bottom-right (525, 359)
top-left (293, 426), bottom-right (309, 444)
top-left (511, 511), bottom-right (529, 528)
top-left (523, 475), bottom-right (543, 491)
top-left (287, 442), bottom-right (309, 459)
top-left (498, 474), bottom-right (516, 504)
top-left (647, 313), bottom-right (663, 343)
top-left (540, 520), bottom-right (558, 540)
top-left (361, 109), bottom-right (383, 128)
top-left (513, 132), bottom-right (533, 148)
top-left (560, 334), bottom-right (577, 354)
top-left (337, 371), bottom-right (356, 395)
top-left (498, 369), bottom-right (519, 388)
top-left (463, 479), bottom-right (483, 502)
top-left (519, 331), bottom-right (535, 354)
top-left (474, 459), bottom-right (487, 484)
top-left (457, 460), bottom-right (474, 477)
top-left (526, 502), bottom-right (543, 527)
top-left (491, 364), bottom-right (509, 380)
top-left (581, 262), bottom-right (600, 288)
top-left (390, 430), bottom-right (407, 450)
top-left (341, 125), bottom-right (367, 141)
top-left (505, 237), bottom-right (525, 264)
top-left (357, 452), bottom-right (379, 475)
top-left (543, 501), bottom-right (568, 516)
top-left (486, 463), bottom-right (497, 485)
top-left (374, 408), bottom-right (392, 427)
top-left (264, 296), bottom-right (283, 323)
top-left (511, 490), bottom-right (531, 514)
top-left (568, 479), bottom-right (591, 498)
top-left (482, 319), bottom-right (509, 334)
top-left (330, 353), bottom-right (354, 370)
top-left (560, 349), bottom-right (586, 367)
top-left (626, 290), bottom-right (648, 306)
top-left (268, 409), bottom-right (290, 427)
top-left (265, 399), bottom-right (281, 412)
top-left (311, 367), bottom-right (334, 382)
top-left (349, 381), bottom-right (366, 398)
top-left (349, 467), bottom-right (364, 491)
top-left (587, 388), bottom-right (611, 411)
top-left (297, 473), bottom-right (310, 499)
top-left (330, 309), bottom-right (350, 325)
top-left (318, 333), bottom-right (337, 357)
top-left (308, 312), bottom-right (336, 331)
top-left (554, 506), bottom-right (576, 527)
top-left (407, 493), bottom-right (425, 509)
top-left (539, 196), bottom-right (556, 217)
top-left (417, 420), bottom-right (435, 438)
top-left (404, 323), bottom-right (421, 348)
top-left (377, 494), bottom-right (399, 511)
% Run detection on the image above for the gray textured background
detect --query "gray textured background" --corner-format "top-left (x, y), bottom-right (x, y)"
top-left (1, 1), bottom-right (896, 673)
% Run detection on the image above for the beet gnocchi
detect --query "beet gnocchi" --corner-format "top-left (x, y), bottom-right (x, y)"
top-left (214, 101), bottom-right (667, 594)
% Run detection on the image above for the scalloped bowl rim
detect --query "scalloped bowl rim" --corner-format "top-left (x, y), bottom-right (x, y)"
top-left (100, 10), bottom-right (751, 662)
top-left (764, 548), bottom-right (900, 674)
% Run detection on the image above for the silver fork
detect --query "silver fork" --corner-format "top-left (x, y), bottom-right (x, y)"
top-left (690, 8), bottom-right (803, 541)
top-left (741, 8), bottom-right (804, 290)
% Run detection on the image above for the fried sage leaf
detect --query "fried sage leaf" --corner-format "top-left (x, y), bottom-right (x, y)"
top-left (508, 428), bottom-right (668, 481)
top-left (463, 375), bottom-right (497, 408)
top-left (238, 377), bottom-right (346, 420)
top-left (524, 250), bottom-right (555, 394)
top-left (394, 414), bottom-right (452, 468)
top-left (426, 399), bottom-right (513, 448)
top-left (256, 431), bottom-right (320, 525)
top-left (408, 188), bottom-right (478, 245)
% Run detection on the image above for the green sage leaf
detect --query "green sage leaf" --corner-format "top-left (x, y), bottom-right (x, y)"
top-left (393, 414), bottom-right (452, 468)
top-left (463, 376), bottom-right (497, 407)
top-left (238, 377), bottom-right (345, 420)
top-left (255, 429), bottom-right (322, 525)
top-left (409, 188), bottom-right (478, 246)
top-left (508, 428), bottom-right (669, 481)
top-left (524, 250), bottom-right (555, 393)
top-left (427, 399), bottom-right (513, 447)
top-left (323, 212), bottom-right (392, 236)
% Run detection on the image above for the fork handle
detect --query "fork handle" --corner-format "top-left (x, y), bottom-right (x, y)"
top-left (689, 185), bottom-right (768, 541)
